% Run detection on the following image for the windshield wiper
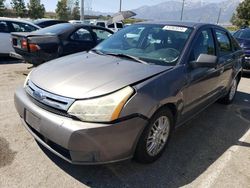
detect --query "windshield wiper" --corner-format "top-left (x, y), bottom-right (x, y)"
top-left (105, 53), bottom-right (148, 65)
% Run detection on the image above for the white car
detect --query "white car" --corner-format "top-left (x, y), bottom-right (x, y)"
top-left (0, 17), bottom-right (40, 56)
top-left (96, 20), bottom-right (124, 32)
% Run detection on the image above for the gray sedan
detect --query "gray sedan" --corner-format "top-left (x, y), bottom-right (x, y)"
top-left (14, 21), bottom-right (243, 164)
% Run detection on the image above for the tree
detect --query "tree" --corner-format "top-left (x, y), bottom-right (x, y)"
top-left (231, 0), bottom-right (250, 27)
top-left (0, 0), bottom-right (6, 16)
top-left (71, 0), bottom-right (80, 20)
top-left (0, 0), bottom-right (5, 9)
top-left (11, 0), bottom-right (26, 17)
top-left (56, 0), bottom-right (70, 20)
top-left (27, 0), bottom-right (45, 19)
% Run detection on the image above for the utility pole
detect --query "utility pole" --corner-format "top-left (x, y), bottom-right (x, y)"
top-left (180, 0), bottom-right (185, 21)
top-left (81, 0), bottom-right (84, 21)
top-left (119, 0), bottom-right (122, 12)
top-left (217, 7), bottom-right (222, 24)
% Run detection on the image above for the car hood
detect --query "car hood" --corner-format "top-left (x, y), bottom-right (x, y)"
top-left (30, 52), bottom-right (172, 99)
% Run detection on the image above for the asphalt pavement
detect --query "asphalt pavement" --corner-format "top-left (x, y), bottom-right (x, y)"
top-left (0, 60), bottom-right (249, 188)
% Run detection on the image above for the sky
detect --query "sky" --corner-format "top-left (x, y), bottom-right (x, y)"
top-left (5, 0), bottom-right (224, 13)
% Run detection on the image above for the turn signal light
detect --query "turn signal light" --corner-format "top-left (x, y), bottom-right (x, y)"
top-left (29, 44), bottom-right (40, 52)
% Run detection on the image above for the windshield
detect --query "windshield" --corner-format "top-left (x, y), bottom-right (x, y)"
top-left (95, 24), bottom-right (193, 65)
top-left (234, 29), bottom-right (250, 39)
top-left (33, 23), bottom-right (73, 35)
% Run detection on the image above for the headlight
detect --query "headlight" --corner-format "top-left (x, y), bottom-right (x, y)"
top-left (23, 70), bottom-right (33, 87)
top-left (68, 86), bottom-right (134, 122)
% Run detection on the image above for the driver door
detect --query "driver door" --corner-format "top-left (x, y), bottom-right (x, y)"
top-left (182, 28), bottom-right (221, 116)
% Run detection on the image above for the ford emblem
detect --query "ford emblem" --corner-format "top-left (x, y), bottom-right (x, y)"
top-left (33, 90), bottom-right (45, 101)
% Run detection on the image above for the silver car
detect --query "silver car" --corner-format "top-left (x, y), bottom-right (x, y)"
top-left (14, 22), bottom-right (243, 164)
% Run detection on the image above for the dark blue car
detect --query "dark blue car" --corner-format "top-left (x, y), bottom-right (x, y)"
top-left (233, 28), bottom-right (250, 70)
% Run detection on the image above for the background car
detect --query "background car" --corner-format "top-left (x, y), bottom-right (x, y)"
top-left (33, 19), bottom-right (68, 28)
top-left (95, 20), bottom-right (124, 32)
top-left (233, 28), bottom-right (250, 71)
top-left (0, 17), bottom-right (40, 57)
top-left (11, 23), bottom-right (114, 65)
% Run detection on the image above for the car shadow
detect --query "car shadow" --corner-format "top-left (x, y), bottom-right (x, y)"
top-left (38, 91), bottom-right (250, 188)
top-left (0, 57), bottom-right (22, 64)
top-left (243, 72), bottom-right (250, 78)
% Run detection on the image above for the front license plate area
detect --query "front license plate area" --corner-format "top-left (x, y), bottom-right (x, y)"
top-left (25, 109), bottom-right (41, 132)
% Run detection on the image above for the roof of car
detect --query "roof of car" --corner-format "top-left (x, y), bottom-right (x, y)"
top-left (0, 17), bottom-right (40, 28)
top-left (136, 21), bottom-right (219, 29)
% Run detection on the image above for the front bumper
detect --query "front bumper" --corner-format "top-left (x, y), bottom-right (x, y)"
top-left (14, 87), bottom-right (147, 164)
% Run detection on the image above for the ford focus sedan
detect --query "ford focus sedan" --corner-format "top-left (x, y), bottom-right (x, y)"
top-left (14, 22), bottom-right (243, 164)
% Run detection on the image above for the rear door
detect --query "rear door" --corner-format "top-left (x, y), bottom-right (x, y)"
top-left (214, 29), bottom-right (235, 92)
top-left (0, 21), bottom-right (12, 54)
top-left (64, 27), bottom-right (96, 55)
top-left (182, 28), bottom-right (221, 116)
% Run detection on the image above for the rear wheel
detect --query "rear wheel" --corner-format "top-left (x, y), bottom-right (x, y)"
top-left (219, 77), bottom-right (238, 104)
top-left (134, 108), bottom-right (174, 163)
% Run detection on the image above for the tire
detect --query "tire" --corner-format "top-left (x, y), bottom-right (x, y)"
top-left (134, 108), bottom-right (174, 163)
top-left (219, 77), bottom-right (238, 105)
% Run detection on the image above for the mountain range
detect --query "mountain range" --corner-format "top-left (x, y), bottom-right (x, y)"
top-left (132, 0), bottom-right (243, 24)
top-left (89, 0), bottom-right (242, 24)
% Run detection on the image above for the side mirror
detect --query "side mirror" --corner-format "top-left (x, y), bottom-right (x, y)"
top-left (190, 54), bottom-right (217, 68)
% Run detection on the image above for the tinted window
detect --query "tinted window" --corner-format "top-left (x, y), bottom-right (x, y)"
top-left (215, 30), bottom-right (232, 56)
top-left (92, 29), bottom-right (112, 43)
top-left (108, 24), bottom-right (114, 28)
top-left (231, 37), bottom-right (241, 51)
top-left (34, 23), bottom-right (73, 35)
top-left (0, 21), bottom-right (9, 33)
top-left (116, 23), bottom-right (123, 29)
top-left (95, 24), bottom-right (193, 65)
top-left (234, 29), bottom-right (250, 39)
top-left (10, 22), bottom-right (38, 32)
top-left (189, 29), bottom-right (215, 61)
top-left (71, 28), bottom-right (93, 41)
top-left (96, 22), bottom-right (106, 28)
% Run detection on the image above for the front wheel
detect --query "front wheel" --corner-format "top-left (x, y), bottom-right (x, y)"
top-left (134, 108), bottom-right (174, 163)
top-left (219, 77), bottom-right (238, 104)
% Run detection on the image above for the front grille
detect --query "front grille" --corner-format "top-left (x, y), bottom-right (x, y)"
top-left (25, 80), bottom-right (75, 112)
top-left (28, 95), bottom-right (74, 118)
top-left (27, 122), bottom-right (72, 160)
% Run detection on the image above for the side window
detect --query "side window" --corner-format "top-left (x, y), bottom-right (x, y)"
top-left (96, 22), bottom-right (106, 28)
top-left (215, 30), bottom-right (232, 56)
top-left (231, 36), bottom-right (241, 51)
top-left (0, 21), bottom-right (9, 33)
top-left (71, 28), bottom-right (93, 42)
top-left (92, 29), bottom-right (112, 43)
top-left (189, 29), bottom-right (215, 61)
top-left (11, 22), bottom-right (37, 32)
top-left (116, 23), bottom-right (123, 29)
top-left (108, 24), bottom-right (115, 29)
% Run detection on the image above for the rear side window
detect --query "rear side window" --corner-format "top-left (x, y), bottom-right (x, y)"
top-left (0, 21), bottom-right (9, 33)
top-left (10, 22), bottom-right (38, 32)
top-left (108, 24), bottom-right (115, 28)
top-left (116, 23), bottom-right (123, 29)
top-left (92, 28), bottom-right (112, 43)
top-left (71, 28), bottom-right (93, 41)
top-left (96, 22), bottom-right (106, 28)
top-left (231, 37), bottom-right (241, 51)
top-left (215, 30), bottom-right (232, 56)
top-left (189, 29), bottom-right (215, 61)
